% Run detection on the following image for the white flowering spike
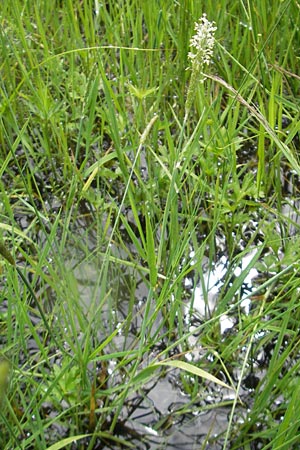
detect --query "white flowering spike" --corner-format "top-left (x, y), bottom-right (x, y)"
top-left (185, 14), bottom-right (217, 117)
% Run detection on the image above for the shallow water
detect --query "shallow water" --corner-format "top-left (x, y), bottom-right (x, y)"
top-left (66, 191), bottom-right (300, 448)
top-left (3, 147), bottom-right (300, 448)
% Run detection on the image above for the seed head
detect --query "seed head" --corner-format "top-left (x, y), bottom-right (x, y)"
top-left (185, 14), bottom-right (217, 118)
top-left (188, 14), bottom-right (217, 71)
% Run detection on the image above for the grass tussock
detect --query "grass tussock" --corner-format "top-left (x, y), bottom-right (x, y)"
top-left (1, 1), bottom-right (300, 449)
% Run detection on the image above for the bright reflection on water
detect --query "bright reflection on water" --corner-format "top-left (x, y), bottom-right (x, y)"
top-left (186, 246), bottom-right (259, 333)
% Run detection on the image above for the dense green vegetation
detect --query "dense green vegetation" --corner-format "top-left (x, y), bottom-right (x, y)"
top-left (1, 1), bottom-right (300, 448)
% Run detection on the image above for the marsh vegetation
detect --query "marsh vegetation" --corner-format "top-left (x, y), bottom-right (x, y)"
top-left (0, 1), bottom-right (300, 449)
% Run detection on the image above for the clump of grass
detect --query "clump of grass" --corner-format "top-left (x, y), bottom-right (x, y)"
top-left (0, 1), bottom-right (300, 449)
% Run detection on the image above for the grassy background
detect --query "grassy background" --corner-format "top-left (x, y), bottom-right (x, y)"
top-left (1, 0), bottom-right (300, 448)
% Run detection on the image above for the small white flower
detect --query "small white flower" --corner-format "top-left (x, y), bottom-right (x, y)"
top-left (185, 14), bottom-right (217, 118)
top-left (188, 14), bottom-right (217, 70)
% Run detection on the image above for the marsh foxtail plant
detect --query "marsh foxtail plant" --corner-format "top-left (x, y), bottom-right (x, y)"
top-left (185, 14), bottom-right (217, 120)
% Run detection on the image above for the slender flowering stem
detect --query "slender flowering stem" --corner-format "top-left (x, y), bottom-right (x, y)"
top-left (185, 14), bottom-right (217, 120)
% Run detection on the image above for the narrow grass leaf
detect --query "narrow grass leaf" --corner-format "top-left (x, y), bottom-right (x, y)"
top-left (145, 206), bottom-right (157, 287)
top-left (0, 223), bottom-right (34, 244)
top-left (157, 360), bottom-right (234, 390)
top-left (0, 359), bottom-right (10, 405)
top-left (46, 435), bottom-right (92, 450)
top-left (131, 365), bottom-right (160, 385)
